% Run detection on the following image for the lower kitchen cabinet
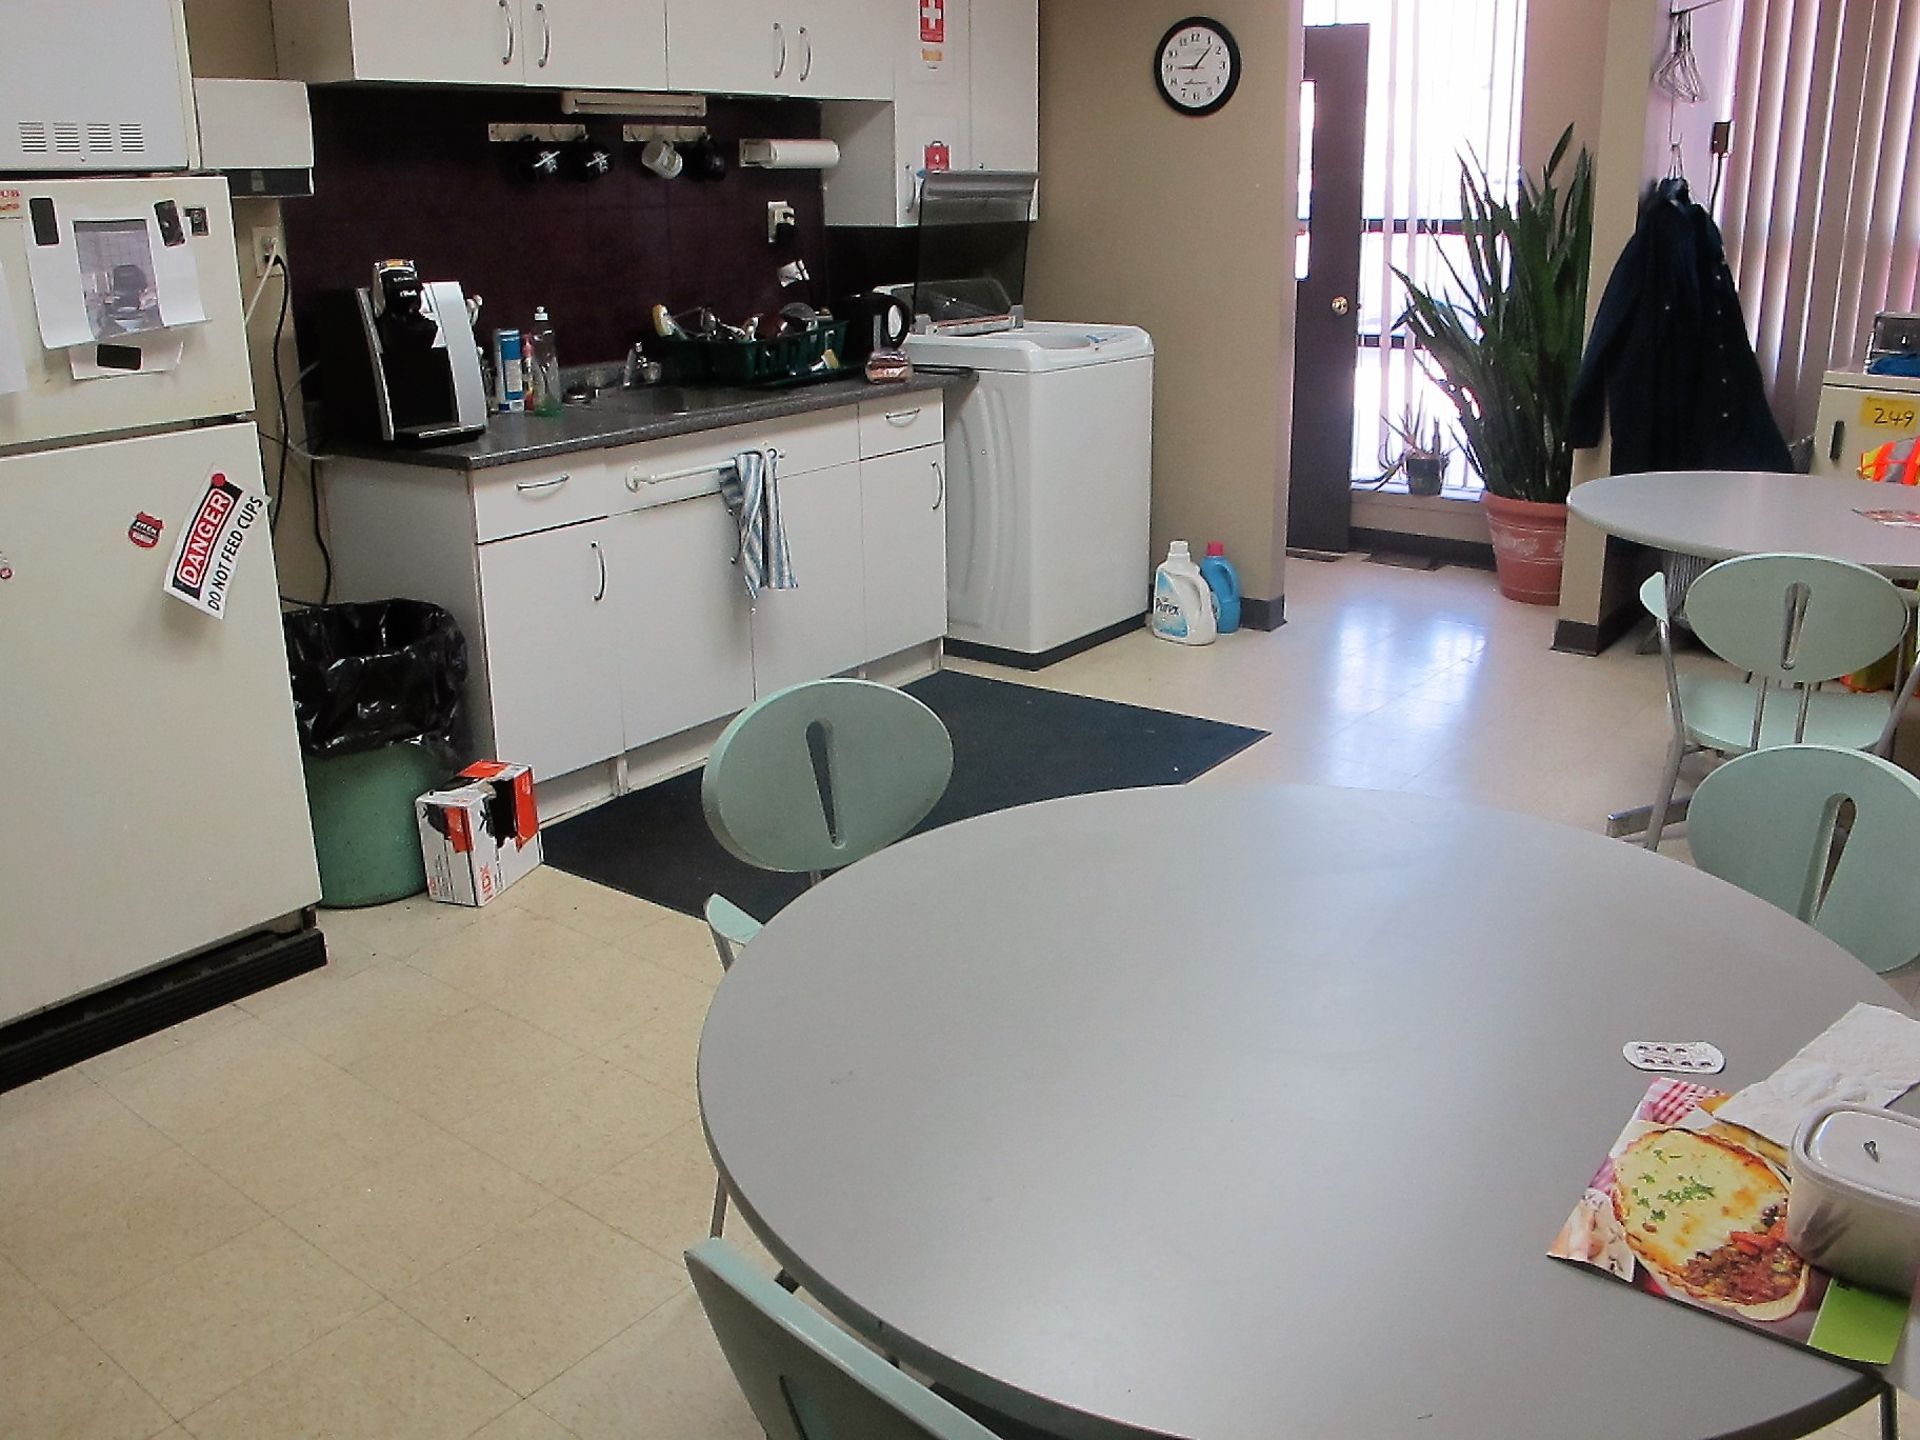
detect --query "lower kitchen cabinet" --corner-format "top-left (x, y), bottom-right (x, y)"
top-left (476, 517), bottom-right (625, 783)
top-left (604, 491), bottom-right (756, 750)
top-left (861, 446), bottom-right (948, 658)
top-left (322, 389), bottom-right (950, 811)
top-left (749, 461), bottom-right (869, 695)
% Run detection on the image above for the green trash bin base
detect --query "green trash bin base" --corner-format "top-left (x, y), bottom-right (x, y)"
top-left (303, 743), bottom-right (448, 909)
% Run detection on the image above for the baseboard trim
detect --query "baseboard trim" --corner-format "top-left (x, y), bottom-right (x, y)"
top-left (1553, 605), bottom-right (1640, 657)
top-left (1349, 527), bottom-right (1497, 570)
top-left (0, 924), bottom-right (327, 1093)
top-left (1240, 595), bottom-right (1285, 632)
top-left (946, 613), bottom-right (1145, 671)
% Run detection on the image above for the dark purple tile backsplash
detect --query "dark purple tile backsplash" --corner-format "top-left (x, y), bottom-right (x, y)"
top-left (283, 88), bottom-right (835, 369)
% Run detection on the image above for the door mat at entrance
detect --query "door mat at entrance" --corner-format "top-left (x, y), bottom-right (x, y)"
top-left (543, 670), bottom-right (1267, 922)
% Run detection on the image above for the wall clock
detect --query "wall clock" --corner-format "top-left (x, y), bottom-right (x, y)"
top-left (1155, 17), bottom-right (1241, 117)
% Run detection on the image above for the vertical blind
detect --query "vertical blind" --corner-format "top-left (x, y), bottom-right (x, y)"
top-left (1720, 0), bottom-right (1920, 437)
top-left (1304, 0), bottom-right (1526, 488)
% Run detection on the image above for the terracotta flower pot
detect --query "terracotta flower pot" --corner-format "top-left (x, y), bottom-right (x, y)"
top-left (1480, 492), bottom-right (1568, 605)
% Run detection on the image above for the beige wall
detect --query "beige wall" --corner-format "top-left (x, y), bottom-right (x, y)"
top-left (1026, 0), bottom-right (1304, 606)
top-left (179, 0), bottom-right (328, 603)
top-left (1518, 0), bottom-right (1610, 172)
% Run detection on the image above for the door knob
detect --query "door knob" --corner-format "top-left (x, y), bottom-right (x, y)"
top-left (1330, 296), bottom-right (1351, 316)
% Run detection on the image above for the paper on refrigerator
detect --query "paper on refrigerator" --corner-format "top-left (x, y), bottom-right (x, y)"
top-left (0, 259), bottom-right (25, 396)
top-left (20, 192), bottom-right (207, 352)
top-left (164, 468), bottom-right (268, 620)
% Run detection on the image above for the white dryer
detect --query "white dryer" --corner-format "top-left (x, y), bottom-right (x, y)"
top-left (908, 321), bottom-right (1155, 665)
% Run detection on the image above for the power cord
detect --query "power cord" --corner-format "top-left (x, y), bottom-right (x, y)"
top-left (259, 252), bottom-right (333, 605)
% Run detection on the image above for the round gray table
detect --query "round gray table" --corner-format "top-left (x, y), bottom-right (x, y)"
top-left (1569, 469), bottom-right (1920, 577)
top-left (699, 786), bottom-right (1902, 1440)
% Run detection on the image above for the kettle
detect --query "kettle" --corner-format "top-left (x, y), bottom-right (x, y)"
top-left (836, 291), bottom-right (913, 366)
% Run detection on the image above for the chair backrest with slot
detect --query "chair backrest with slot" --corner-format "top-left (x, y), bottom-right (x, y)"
top-left (1689, 744), bottom-right (1920, 973)
top-left (701, 679), bottom-right (954, 876)
top-left (1682, 553), bottom-right (1908, 746)
top-left (686, 1239), bottom-right (1003, 1440)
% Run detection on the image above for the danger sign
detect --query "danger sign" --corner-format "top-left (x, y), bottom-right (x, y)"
top-left (920, 0), bottom-right (944, 43)
top-left (164, 469), bottom-right (266, 619)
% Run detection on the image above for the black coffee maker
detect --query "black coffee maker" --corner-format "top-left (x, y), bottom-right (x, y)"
top-left (317, 260), bottom-right (489, 445)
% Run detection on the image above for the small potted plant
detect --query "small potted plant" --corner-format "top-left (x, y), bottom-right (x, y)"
top-left (1382, 406), bottom-right (1454, 497)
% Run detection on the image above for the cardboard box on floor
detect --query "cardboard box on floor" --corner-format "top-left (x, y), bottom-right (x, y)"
top-left (417, 761), bottom-right (543, 906)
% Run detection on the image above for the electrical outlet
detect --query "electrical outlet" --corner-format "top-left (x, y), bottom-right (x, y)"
top-left (251, 227), bottom-right (282, 277)
top-left (767, 201), bottom-right (796, 244)
top-left (1710, 120), bottom-right (1734, 158)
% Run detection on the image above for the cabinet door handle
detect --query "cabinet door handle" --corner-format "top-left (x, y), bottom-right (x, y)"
top-left (1831, 420), bottom-right (1846, 463)
top-left (591, 540), bottom-right (606, 602)
top-left (499, 0), bottom-right (516, 65)
top-left (799, 26), bottom-right (813, 82)
top-left (884, 408), bottom-right (922, 426)
top-left (772, 21), bottom-right (787, 79)
top-left (536, 0), bottom-right (551, 67)
top-left (515, 472), bottom-right (570, 493)
top-left (932, 460), bottom-right (945, 511)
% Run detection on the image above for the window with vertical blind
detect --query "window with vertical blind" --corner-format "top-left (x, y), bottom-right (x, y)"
top-left (1719, 0), bottom-right (1920, 439)
top-left (1302, 0), bottom-right (1526, 491)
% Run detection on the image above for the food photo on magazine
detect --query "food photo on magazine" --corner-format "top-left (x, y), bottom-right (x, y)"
top-left (1549, 1076), bottom-right (1910, 1366)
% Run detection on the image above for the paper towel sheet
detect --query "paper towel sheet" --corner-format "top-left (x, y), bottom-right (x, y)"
top-left (1719, 1002), bottom-right (1920, 1144)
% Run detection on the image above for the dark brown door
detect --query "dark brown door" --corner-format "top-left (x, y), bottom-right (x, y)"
top-left (1286, 24), bottom-right (1369, 556)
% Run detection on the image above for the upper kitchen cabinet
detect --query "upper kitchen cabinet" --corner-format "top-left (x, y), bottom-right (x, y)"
top-left (666, 0), bottom-right (888, 100)
top-left (272, 0), bottom-right (669, 90)
top-left (822, 0), bottom-right (1037, 227)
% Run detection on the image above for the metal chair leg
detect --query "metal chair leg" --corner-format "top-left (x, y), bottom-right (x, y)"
top-left (710, 1179), bottom-right (729, 1238)
top-left (1645, 735), bottom-right (1688, 850)
top-left (1883, 1383), bottom-right (1900, 1440)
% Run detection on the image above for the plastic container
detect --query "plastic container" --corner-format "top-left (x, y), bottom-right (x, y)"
top-left (1200, 541), bottom-right (1242, 634)
top-left (492, 328), bottom-right (524, 413)
top-left (302, 742), bottom-right (447, 908)
top-left (1150, 541), bottom-right (1217, 646)
top-left (1788, 1103), bottom-right (1920, 1299)
top-left (527, 306), bottom-right (562, 417)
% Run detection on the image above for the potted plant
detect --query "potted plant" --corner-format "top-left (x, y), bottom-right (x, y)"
top-left (1395, 126), bottom-right (1595, 603)
top-left (1381, 405), bottom-right (1455, 497)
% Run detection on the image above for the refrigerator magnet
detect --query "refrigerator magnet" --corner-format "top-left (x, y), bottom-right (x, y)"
top-left (128, 512), bottom-right (164, 549)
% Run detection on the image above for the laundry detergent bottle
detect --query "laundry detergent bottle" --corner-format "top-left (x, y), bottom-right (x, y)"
top-left (1150, 541), bottom-right (1218, 645)
top-left (1200, 542), bottom-right (1242, 634)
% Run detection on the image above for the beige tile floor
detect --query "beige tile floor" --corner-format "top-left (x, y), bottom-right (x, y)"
top-left (5, 553), bottom-right (1918, 1439)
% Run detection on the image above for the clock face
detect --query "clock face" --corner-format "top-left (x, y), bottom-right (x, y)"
top-left (1156, 18), bottom-right (1240, 116)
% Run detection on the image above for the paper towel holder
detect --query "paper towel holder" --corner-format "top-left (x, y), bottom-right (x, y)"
top-left (739, 139), bottom-right (841, 171)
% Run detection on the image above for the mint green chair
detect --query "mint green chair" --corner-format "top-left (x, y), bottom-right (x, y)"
top-left (1689, 745), bottom-right (1920, 973)
top-left (1642, 555), bottom-right (1920, 849)
top-left (686, 1239), bottom-right (1002, 1440)
top-left (701, 678), bottom-right (953, 1235)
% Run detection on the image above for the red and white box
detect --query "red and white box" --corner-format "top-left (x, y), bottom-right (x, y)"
top-left (417, 761), bottom-right (543, 907)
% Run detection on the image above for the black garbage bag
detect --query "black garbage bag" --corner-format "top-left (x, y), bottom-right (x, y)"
top-left (283, 600), bottom-right (469, 758)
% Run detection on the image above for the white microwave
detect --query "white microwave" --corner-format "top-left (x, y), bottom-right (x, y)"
top-left (1, 0), bottom-right (199, 174)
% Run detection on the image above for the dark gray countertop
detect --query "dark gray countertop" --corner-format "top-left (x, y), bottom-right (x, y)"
top-left (319, 371), bottom-right (970, 472)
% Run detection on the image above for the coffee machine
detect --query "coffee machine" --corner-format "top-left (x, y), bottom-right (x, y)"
top-left (317, 260), bottom-right (488, 445)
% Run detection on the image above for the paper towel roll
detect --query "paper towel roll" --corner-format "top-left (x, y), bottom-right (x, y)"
top-left (738, 139), bottom-right (841, 170)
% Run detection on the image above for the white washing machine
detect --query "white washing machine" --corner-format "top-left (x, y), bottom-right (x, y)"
top-left (907, 322), bottom-right (1155, 665)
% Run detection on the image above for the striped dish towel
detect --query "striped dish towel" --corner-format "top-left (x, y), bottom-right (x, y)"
top-left (718, 448), bottom-right (797, 604)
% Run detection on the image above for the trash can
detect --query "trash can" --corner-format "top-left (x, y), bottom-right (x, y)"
top-left (284, 600), bottom-right (469, 908)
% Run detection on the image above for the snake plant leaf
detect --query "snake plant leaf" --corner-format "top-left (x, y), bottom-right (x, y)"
top-left (1393, 124), bottom-right (1595, 504)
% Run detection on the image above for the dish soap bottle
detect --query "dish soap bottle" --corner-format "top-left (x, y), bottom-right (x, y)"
top-left (1150, 541), bottom-right (1217, 645)
top-left (526, 307), bottom-right (563, 418)
top-left (1200, 542), bottom-right (1242, 634)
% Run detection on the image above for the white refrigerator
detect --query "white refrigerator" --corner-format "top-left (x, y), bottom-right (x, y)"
top-left (0, 174), bottom-right (319, 1028)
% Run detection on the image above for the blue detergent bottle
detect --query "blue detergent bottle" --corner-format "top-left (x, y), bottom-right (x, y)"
top-left (1200, 542), bottom-right (1241, 634)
